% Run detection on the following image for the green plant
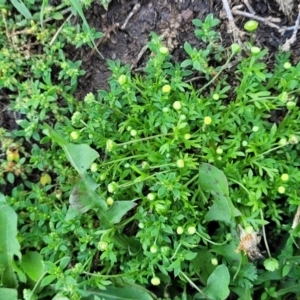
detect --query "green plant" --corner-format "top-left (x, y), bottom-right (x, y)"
top-left (2, 6), bottom-right (300, 299)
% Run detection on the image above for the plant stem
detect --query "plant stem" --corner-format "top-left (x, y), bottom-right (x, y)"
top-left (197, 52), bottom-right (235, 95)
top-left (196, 232), bottom-right (228, 246)
top-left (99, 154), bottom-right (147, 167)
top-left (117, 133), bottom-right (173, 146)
top-left (260, 209), bottom-right (271, 258)
top-left (180, 271), bottom-right (209, 299)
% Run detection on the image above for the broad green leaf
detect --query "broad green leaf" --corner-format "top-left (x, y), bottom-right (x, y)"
top-left (105, 201), bottom-right (137, 225)
top-left (10, 0), bottom-right (32, 19)
top-left (192, 250), bottom-right (215, 284)
top-left (184, 42), bottom-right (193, 56)
top-left (0, 204), bottom-right (21, 288)
top-left (0, 193), bottom-right (5, 203)
top-left (65, 174), bottom-right (107, 221)
top-left (0, 288), bottom-right (18, 300)
top-left (20, 251), bottom-right (44, 282)
top-left (84, 284), bottom-right (153, 300)
top-left (43, 124), bottom-right (99, 174)
top-left (199, 163), bottom-right (238, 222)
top-left (40, 274), bottom-right (56, 287)
top-left (63, 143), bottom-right (99, 174)
top-left (211, 241), bottom-right (241, 265)
top-left (204, 195), bottom-right (231, 223)
top-left (198, 163), bottom-right (228, 195)
top-left (59, 256), bottom-right (70, 269)
top-left (203, 264), bottom-right (230, 300)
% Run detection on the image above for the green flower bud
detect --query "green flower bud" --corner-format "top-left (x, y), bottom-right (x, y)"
top-left (162, 84), bottom-right (171, 93)
top-left (289, 134), bottom-right (299, 144)
top-left (216, 147), bottom-right (223, 154)
top-left (147, 193), bottom-right (156, 201)
top-left (187, 226), bottom-right (196, 235)
top-left (106, 197), bottom-right (114, 206)
top-left (70, 131), bottom-right (80, 140)
top-left (231, 43), bottom-right (241, 54)
top-left (184, 133), bottom-right (191, 140)
top-left (244, 20), bottom-right (258, 32)
top-left (90, 163), bottom-right (98, 172)
top-left (283, 62), bottom-right (291, 69)
top-left (176, 159), bottom-right (185, 168)
top-left (108, 181), bottom-right (118, 193)
top-left (278, 137), bottom-right (288, 146)
top-left (151, 276), bottom-right (160, 286)
top-left (204, 116), bottom-right (212, 125)
top-left (281, 174), bottom-right (289, 181)
top-left (159, 46), bottom-right (169, 55)
top-left (250, 46), bottom-right (261, 55)
top-left (118, 74), bottom-right (127, 85)
top-left (98, 241), bottom-right (108, 251)
top-left (106, 139), bottom-right (116, 152)
top-left (173, 101), bottom-right (182, 110)
top-left (286, 101), bottom-right (296, 109)
top-left (130, 129), bottom-right (137, 137)
top-left (212, 93), bottom-right (220, 100)
top-left (177, 226), bottom-right (184, 235)
top-left (150, 244), bottom-right (158, 253)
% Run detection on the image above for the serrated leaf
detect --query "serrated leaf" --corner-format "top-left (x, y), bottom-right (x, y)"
top-left (43, 124), bottom-right (99, 174)
top-left (203, 265), bottom-right (230, 300)
top-left (0, 204), bottom-right (21, 288)
top-left (20, 251), bottom-right (44, 282)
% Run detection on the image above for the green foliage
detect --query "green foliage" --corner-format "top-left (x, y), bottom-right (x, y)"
top-left (0, 202), bottom-right (20, 288)
top-left (2, 4), bottom-right (300, 299)
top-left (202, 265), bottom-right (230, 300)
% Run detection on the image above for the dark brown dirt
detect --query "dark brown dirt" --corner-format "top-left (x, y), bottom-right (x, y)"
top-left (1, 0), bottom-right (300, 129)
top-left (73, 0), bottom-right (300, 99)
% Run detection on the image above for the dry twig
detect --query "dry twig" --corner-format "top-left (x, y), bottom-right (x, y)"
top-left (221, 0), bottom-right (244, 43)
top-left (282, 5), bottom-right (300, 51)
top-left (232, 5), bottom-right (281, 30)
top-left (121, 4), bottom-right (141, 30)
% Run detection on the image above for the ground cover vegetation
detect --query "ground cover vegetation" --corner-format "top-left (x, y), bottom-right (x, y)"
top-left (1, 0), bottom-right (300, 299)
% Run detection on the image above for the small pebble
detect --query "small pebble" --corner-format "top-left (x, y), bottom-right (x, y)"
top-left (181, 9), bottom-right (193, 23)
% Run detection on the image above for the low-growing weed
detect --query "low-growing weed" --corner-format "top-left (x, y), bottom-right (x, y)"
top-left (1, 5), bottom-right (300, 300)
